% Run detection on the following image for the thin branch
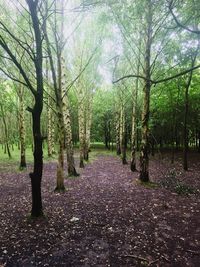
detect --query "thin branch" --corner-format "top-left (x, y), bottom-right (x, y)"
top-left (168, 0), bottom-right (200, 34)
top-left (154, 63), bottom-right (200, 84)
top-left (0, 21), bottom-right (35, 61)
top-left (63, 44), bottom-right (100, 99)
top-left (0, 40), bottom-right (36, 96)
top-left (113, 64), bottom-right (200, 84)
top-left (113, 74), bottom-right (151, 84)
top-left (0, 66), bottom-right (28, 87)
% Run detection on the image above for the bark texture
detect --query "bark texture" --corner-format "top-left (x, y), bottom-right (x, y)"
top-left (139, 0), bottom-right (152, 182)
top-left (116, 113), bottom-right (121, 155)
top-left (78, 88), bottom-right (85, 168)
top-left (61, 57), bottom-right (78, 176)
top-left (0, 103), bottom-right (11, 159)
top-left (28, 0), bottom-right (44, 217)
top-left (55, 55), bottom-right (65, 192)
top-left (18, 86), bottom-right (26, 169)
top-left (84, 94), bottom-right (93, 161)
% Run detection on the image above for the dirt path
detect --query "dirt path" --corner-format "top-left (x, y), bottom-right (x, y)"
top-left (0, 154), bottom-right (200, 266)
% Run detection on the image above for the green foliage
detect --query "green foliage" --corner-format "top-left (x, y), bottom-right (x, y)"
top-left (137, 179), bottom-right (159, 189)
top-left (160, 169), bottom-right (198, 196)
top-left (174, 183), bottom-right (198, 196)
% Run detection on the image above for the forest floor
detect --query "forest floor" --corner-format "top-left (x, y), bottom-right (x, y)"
top-left (0, 150), bottom-right (200, 267)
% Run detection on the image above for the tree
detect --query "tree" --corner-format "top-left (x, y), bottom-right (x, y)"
top-left (17, 85), bottom-right (27, 169)
top-left (0, 0), bottom-right (45, 217)
top-left (0, 85), bottom-right (12, 159)
top-left (113, 0), bottom-right (200, 181)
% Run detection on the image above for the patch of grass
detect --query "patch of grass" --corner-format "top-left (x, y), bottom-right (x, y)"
top-left (90, 149), bottom-right (117, 158)
top-left (174, 184), bottom-right (198, 196)
top-left (136, 179), bottom-right (159, 189)
top-left (0, 145), bottom-right (57, 172)
top-left (67, 173), bottom-right (80, 179)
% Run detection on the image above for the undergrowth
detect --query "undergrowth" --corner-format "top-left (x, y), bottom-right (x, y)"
top-left (160, 169), bottom-right (198, 196)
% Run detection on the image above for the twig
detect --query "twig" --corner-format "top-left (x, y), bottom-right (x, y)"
top-left (148, 259), bottom-right (159, 266)
top-left (161, 255), bottom-right (170, 262)
top-left (186, 249), bottom-right (200, 255)
top-left (121, 254), bottom-right (148, 262)
top-left (122, 254), bottom-right (160, 266)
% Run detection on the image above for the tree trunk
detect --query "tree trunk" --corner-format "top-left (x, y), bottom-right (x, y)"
top-left (0, 103), bottom-right (11, 159)
top-left (130, 36), bottom-right (141, 171)
top-left (119, 107), bottom-right (123, 155)
top-left (47, 95), bottom-right (55, 157)
top-left (61, 59), bottom-right (78, 176)
top-left (55, 107), bottom-right (65, 191)
top-left (19, 87), bottom-right (26, 169)
top-left (4, 144), bottom-right (6, 154)
top-left (63, 97), bottom-right (78, 176)
top-left (130, 83), bottom-right (139, 171)
top-left (139, 0), bottom-right (152, 182)
top-left (116, 113), bottom-right (121, 155)
top-left (26, 0), bottom-right (45, 217)
top-left (55, 53), bottom-right (66, 191)
top-left (84, 96), bottom-right (92, 161)
top-left (78, 90), bottom-right (85, 168)
top-left (30, 99), bottom-right (43, 217)
top-left (120, 104), bottom-right (127, 165)
top-left (122, 125), bottom-right (128, 165)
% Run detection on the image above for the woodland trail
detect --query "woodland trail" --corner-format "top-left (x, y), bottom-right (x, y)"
top-left (0, 153), bottom-right (200, 267)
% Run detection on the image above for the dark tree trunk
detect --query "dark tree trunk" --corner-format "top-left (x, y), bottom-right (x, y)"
top-left (0, 103), bottom-right (11, 159)
top-left (105, 131), bottom-right (109, 149)
top-left (122, 127), bottom-right (128, 165)
top-left (30, 100), bottom-right (43, 217)
top-left (171, 123), bottom-right (175, 164)
top-left (19, 90), bottom-right (27, 170)
top-left (84, 149), bottom-right (89, 161)
top-left (159, 137), bottom-right (163, 149)
top-left (116, 116), bottom-right (121, 155)
top-left (27, 0), bottom-right (44, 217)
top-left (151, 137), bottom-right (155, 156)
top-left (6, 143), bottom-right (11, 159)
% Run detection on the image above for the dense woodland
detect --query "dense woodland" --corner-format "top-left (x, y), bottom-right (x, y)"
top-left (0, 0), bottom-right (200, 266)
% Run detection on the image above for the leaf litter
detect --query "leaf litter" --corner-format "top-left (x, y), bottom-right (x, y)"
top-left (0, 151), bottom-right (200, 266)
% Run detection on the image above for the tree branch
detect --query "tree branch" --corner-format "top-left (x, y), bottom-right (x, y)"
top-left (0, 21), bottom-right (35, 61)
top-left (168, 0), bottom-right (200, 34)
top-left (113, 74), bottom-right (152, 84)
top-left (154, 64), bottom-right (200, 84)
top-left (0, 36), bottom-right (36, 96)
top-left (0, 66), bottom-right (28, 87)
top-left (113, 64), bottom-right (200, 85)
top-left (62, 44), bottom-right (100, 99)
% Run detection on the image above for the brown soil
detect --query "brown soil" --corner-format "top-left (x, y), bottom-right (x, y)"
top-left (0, 151), bottom-right (200, 267)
